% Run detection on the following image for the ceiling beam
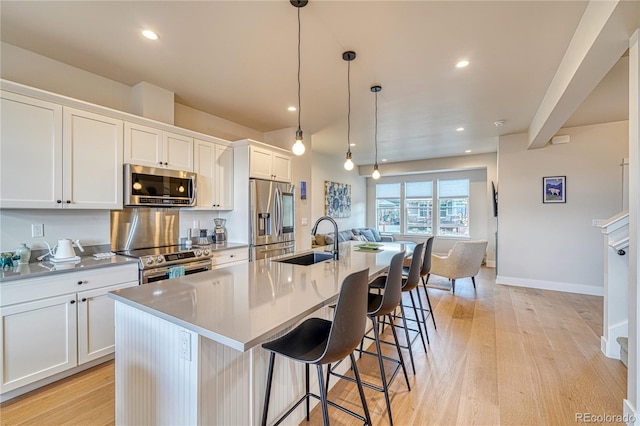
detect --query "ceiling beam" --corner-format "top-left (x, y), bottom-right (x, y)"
top-left (528, 0), bottom-right (639, 149)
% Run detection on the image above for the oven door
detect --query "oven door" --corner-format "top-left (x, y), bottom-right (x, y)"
top-left (141, 259), bottom-right (212, 284)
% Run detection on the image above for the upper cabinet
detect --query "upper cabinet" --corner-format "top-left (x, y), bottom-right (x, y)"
top-left (249, 144), bottom-right (291, 182)
top-left (124, 123), bottom-right (193, 171)
top-left (194, 139), bottom-right (234, 210)
top-left (0, 91), bottom-right (123, 209)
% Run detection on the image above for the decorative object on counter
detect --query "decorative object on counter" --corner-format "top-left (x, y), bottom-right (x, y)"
top-left (371, 84), bottom-right (382, 180)
top-left (1, 252), bottom-right (14, 270)
top-left (14, 243), bottom-right (31, 264)
top-left (342, 50), bottom-right (356, 170)
top-left (290, 0), bottom-right (307, 156)
top-left (198, 229), bottom-right (210, 246)
top-left (324, 181), bottom-right (351, 218)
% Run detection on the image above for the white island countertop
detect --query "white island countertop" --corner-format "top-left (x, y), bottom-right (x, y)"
top-left (109, 241), bottom-right (414, 352)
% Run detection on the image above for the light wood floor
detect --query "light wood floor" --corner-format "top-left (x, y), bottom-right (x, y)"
top-left (1, 268), bottom-right (627, 425)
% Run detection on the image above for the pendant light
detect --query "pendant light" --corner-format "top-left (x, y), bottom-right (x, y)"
top-left (371, 84), bottom-right (382, 179)
top-left (343, 51), bottom-right (356, 170)
top-left (291, 0), bottom-right (308, 156)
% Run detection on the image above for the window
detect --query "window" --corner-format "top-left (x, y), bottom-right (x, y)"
top-left (405, 181), bottom-right (432, 235)
top-left (437, 179), bottom-right (469, 237)
top-left (376, 183), bottom-right (400, 233)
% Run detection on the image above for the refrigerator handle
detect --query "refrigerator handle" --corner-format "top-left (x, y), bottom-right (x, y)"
top-left (273, 187), bottom-right (280, 238)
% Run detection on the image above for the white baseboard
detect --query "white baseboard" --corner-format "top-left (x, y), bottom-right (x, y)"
top-left (624, 399), bottom-right (638, 425)
top-left (495, 275), bottom-right (604, 296)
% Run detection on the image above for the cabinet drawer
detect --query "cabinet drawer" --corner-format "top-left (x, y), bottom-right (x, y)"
top-left (1, 263), bottom-right (139, 307)
top-left (210, 248), bottom-right (248, 267)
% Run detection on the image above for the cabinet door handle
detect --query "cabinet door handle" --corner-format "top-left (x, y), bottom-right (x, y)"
top-left (66, 200), bottom-right (71, 204)
top-left (70, 300), bottom-right (76, 304)
top-left (81, 298), bottom-right (87, 302)
top-left (57, 200), bottom-right (62, 204)
top-left (77, 280), bottom-right (87, 285)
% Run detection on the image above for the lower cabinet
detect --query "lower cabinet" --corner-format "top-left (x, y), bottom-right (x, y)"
top-left (210, 247), bottom-right (249, 270)
top-left (0, 264), bottom-right (138, 395)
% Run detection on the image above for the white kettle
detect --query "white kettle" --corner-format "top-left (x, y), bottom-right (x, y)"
top-left (39, 239), bottom-right (84, 262)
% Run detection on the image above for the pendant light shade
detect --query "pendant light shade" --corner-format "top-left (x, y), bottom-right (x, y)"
top-left (371, 84), bottom-right (382, 179)
top-left (343, 51), bottom-right (356, 170)
top-left (291, 0), bottom-right (307, 156)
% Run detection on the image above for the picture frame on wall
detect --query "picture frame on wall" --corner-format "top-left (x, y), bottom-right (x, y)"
top-left (543, 176), bottom-right (566, 203)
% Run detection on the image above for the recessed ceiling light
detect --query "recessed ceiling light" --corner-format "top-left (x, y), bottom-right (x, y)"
top-left (381, 159), bottom-right (387, 162)
top-left (288, 106), bottom-right (296, 111)
top-left (494, 120), bottom-right (505, 127)
top-left (456, 60), bottom-right (469, 68)
top-left (456, 127), bottom-right (464, 132)
top-left (350, 143), bottom-right (356, 147)
top-left (465, 150), bottom-right (472, 153)
top-left (142, 30), bottom-right (159, 40)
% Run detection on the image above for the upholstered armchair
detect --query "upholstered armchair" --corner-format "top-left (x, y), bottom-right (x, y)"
top-left (430, 240), bottom-right (488, 293)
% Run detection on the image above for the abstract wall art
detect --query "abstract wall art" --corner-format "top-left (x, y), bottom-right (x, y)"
top-left (324, 181), bottom-right (351, 217)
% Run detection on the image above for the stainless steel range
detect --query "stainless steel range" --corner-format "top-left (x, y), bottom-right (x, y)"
top-left (117, 245), bottom-right (213, 284)
top-left (111, 207), bottom-right (213, 284)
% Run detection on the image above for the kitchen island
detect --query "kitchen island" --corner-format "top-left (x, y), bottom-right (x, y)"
top-left (109, 241), bottom-right (414, 425)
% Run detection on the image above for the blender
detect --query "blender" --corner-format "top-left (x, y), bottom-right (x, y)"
top-left (213, 218), bottom-right (227, 242)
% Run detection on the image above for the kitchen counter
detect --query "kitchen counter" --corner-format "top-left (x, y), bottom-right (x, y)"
top-left (110, 241), bottom-right (415, 425)
top-left (110, 241), bottom-right (411, 351)
top-left (0, 255), bottom-right (138, 282)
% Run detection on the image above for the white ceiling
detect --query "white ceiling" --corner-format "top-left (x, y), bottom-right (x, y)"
top-left (0, 1), bottom-right (629, 165)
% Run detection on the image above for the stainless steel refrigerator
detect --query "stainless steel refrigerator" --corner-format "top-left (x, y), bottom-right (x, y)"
top-left (249, 179), bottom-right (295, 260)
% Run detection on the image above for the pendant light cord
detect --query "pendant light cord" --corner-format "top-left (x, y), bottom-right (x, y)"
top-left (297, 6), bottom-right (301, 131)
top-left (374, 89), bottom-right (378, 165)
top-left (347, 59), bottom-right (351, 154)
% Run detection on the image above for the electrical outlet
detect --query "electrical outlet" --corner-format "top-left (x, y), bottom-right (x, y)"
top-left (179, 330), bottom-right (191, 361)
top-left (31, 224), bottom-right (44, 238)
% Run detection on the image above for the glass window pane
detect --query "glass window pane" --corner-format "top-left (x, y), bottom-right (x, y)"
top-left (406, 198), bottom-right (432, 234)
top-left (438, 179), bottom-right (469, 197)
top-left (376, 198), bottom-right (400, 233)
top-left (438, 198), bottom-right (469, 237)
top-left (376, 183), bottom-right (401, 198)
top-left (406, 181), bottom-right (432, 197)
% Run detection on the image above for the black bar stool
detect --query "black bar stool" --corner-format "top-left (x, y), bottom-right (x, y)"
top-left (414, 236), bottom-right (436, 330)
top-left (371, 242), bottom-right (427, 374)
top-left (261, 269), bottom-right (372, 426)
top-left (328, 251), bottom-right (409, 426)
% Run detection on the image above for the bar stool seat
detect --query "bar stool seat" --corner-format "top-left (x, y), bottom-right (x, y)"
top-left (261, 269), bottom-right (372, 426)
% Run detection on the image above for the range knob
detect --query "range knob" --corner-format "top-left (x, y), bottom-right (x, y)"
top-left (203, 249), bottom-right (210, 256)
top-left (145, 257), bottom-right (154, 265)
top-left (195, 250), bottom-right (202, 257)
top-left (156, 256), bottom-right (164, 263)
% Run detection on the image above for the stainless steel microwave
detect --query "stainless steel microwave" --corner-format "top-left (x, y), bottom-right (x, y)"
top-left (124, 164), bottom-right (196, 207)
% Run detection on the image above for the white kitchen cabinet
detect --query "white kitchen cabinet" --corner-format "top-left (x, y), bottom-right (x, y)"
top-left (0, 294), bottom-right (77, 393)
top-left (194, 139), bottom-right (233, 210)
top-left (210, 247), bottom-right (248, 269)
top-left (0, 91), bottom-right (123, 209)
top-left (77, 281), bottom-right (138, 364)
top-left (0, 91), bottom-right (63, 208)
top-left (0, 263), bottom-right (139, 396)
top-left (249, 144), bottom-right (291, 182)
top-left (63, 107), bottom-right (123, 209)
top-left (124, 122), bottom-right (194, 171)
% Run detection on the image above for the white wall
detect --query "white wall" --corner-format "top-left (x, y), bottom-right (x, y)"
top-left (497, 121), bottom-right (629, 295)
top-left (310, 151), bottom-right (367, 238)
top-left (361, 152), bottom-right (497, 264)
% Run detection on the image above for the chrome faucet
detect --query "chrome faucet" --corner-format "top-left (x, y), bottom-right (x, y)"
top-left (311, 216), bottom-right (339, 260)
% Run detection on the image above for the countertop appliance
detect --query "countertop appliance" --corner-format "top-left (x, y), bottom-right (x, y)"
top-left (111, 207), bottom-right (212, 283)
top-left (249, 179), bottom-right (295, 260)
top-left (213, 218), bottom-right (227, 242)
top-left (124, 163), bottom-right (196, 207)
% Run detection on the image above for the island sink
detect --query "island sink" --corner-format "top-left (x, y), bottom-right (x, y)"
top-left (274, 252), bottom-right (334, 266)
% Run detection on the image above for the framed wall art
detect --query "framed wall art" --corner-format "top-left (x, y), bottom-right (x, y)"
top-left (324, 181), bottom-right (351, 217)
top-left (543, 176), bottom-right (566, 203)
